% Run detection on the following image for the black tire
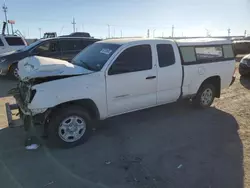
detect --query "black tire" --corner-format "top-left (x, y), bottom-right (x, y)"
top-left (192, 84), bottom-right (216, 108)
top-left (239, 69), bottom-right (248, 77)
top-left (47, 105), bottom-right (92, 148)
top-left (8, 63), bottom-right (19, 79)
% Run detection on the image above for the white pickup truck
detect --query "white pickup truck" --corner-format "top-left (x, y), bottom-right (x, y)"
top-left (11, 38), bottom-right (236, 147)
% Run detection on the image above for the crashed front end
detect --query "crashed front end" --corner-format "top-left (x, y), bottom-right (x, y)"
top-left (7, 80), bottom-right (48, 129)
top-left (10, 81), bottom-right (45, 116)
top-left (6, 56), bottom-right (91, 126)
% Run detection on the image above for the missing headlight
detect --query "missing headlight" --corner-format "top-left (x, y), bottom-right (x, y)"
top-left (30, 90), bottom-right (36, 102)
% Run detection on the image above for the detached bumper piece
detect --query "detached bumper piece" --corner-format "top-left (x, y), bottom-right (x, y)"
top-left (6, 87), bottom-right (30, 128)
top-left (5, 103), bottom-right (21, 128)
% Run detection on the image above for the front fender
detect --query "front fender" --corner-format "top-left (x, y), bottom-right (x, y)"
top-left (28, 73), bottom-right (108, 119)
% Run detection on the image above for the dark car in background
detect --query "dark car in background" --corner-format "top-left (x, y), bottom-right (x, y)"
top-left (239, 54), bottom-right (250, 76)
top-left (0, 37), bottom-right (100, 78)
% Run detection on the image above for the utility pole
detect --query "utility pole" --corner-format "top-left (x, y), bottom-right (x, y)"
top-left (113, 28), bottom-right (115, 38)
top-left (244, 30), bottom-right (247, 37)
top-left (107, 24), bottom-right (110, 38)
top-left (205, 29), bottom-right (211, 37)
top-left (227, 28), bottom-right (231, 37)
top-left (38, 28), bottom-right (42, 38)
top-left (162, 32), bottom-right (164, 38)
top-left (2, 2), bottom-right (9, 35)
top-left (72, 17), bottom-right (76, 33)
top-left (147, 29), bottom-right (150, 38)
top-left (120, 30), bottom-right (123, 38)
top-left (153, 29), bottom-right (156, 37)
top-left (172, 25), bottom-right (174, 38)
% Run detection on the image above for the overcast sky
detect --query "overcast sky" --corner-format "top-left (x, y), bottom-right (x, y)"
top-left (2, 0), bottom-right (250, 38)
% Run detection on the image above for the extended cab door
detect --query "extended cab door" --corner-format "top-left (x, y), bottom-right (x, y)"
top-left (156, 43), bottom-right (183, 104)
top-left (106, 44), bottom-right (157, 116)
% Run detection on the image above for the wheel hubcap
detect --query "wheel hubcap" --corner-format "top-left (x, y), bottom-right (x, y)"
top-left (13, 68), bottom-right (19, 78)
top-left (58, 116), bottom-right (86, 143)
top-left (201, 88), bottom-right (213, 106)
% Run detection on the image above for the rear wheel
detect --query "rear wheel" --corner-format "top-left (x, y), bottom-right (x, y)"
top-left (192, 84), bottom-right (215, 108)
top-left (47, 105), bottom-right (92, 148)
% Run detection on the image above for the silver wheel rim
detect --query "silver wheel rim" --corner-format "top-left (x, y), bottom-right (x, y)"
top-left (58, 116), bottom-right (86, 143)
top-left (200, 88), bottom-right (213, 106)
top-left (13, 68), bottom-right (19, 78)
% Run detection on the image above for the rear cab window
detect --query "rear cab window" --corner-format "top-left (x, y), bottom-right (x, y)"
top-left (4, 37), bottom-right (25, 46)
top-left (156, 44), bottom-right (175, 67)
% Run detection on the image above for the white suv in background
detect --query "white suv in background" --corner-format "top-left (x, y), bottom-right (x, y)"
top-left (0, 35), bottom-right (27, 55)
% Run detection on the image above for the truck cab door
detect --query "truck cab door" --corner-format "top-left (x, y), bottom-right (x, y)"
top-left (156, 43), bottom-right (183, 104)
top-left (106, 44), bottom-right (157, 116)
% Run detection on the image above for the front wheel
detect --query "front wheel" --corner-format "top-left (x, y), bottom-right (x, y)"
top-left (47, 105), bottom-right (92, 148)
top-left (9, 63), bottom-right (19, 79)
top-left (192, 84), bottom-right (215, 108)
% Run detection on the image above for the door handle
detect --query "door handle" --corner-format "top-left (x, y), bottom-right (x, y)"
top-left (146, 76), bottom-right (156, 80)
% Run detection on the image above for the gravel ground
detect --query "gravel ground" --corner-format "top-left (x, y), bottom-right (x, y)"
top-left (0, 70), bottom-right (249, 188)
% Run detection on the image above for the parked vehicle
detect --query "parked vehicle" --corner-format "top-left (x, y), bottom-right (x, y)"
top-left (239, 54), bottom-right (250, 76)
top-left (43, 32), bottom-right (57, 38)
top-left (0, 37), bottom-right (100, 78)
top-left (61, 32), bottom-right (91, 38)
top-left (0, 35), bottom-right (27, 55)
top-left (12, 38), bottom-right (236, 147)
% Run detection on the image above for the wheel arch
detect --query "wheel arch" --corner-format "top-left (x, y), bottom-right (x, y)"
top-left (198, 76), bottom-right (221, 98)
top-left (8, 62), bottom-right (18, 73)
top-left (47, 99), bottom-right (100, 121)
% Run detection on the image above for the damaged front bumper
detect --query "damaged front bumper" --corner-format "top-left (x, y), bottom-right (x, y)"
top-left (8, 87), bottom-right (32, 115)
top-left (6, 86), bottom-right (48, 127)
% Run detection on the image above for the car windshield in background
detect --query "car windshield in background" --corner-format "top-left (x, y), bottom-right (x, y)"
top-left (18, 40), bottom-right (42, 52)
top-left (5, 37), bottom-right (25, 46)
top-left (72, 43), bottom-right (121, 71)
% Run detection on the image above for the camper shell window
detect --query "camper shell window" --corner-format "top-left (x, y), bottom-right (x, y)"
top-left (179, 44), bottom-right (235, 65)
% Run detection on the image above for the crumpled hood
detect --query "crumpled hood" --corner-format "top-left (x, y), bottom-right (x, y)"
top-left (18, 56), bottom-right (92, 81)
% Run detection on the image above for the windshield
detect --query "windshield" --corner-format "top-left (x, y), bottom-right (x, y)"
top-left (72, 43), bottom-right (121, 71)
top-left (18, 40), bottom-right (42, 52)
